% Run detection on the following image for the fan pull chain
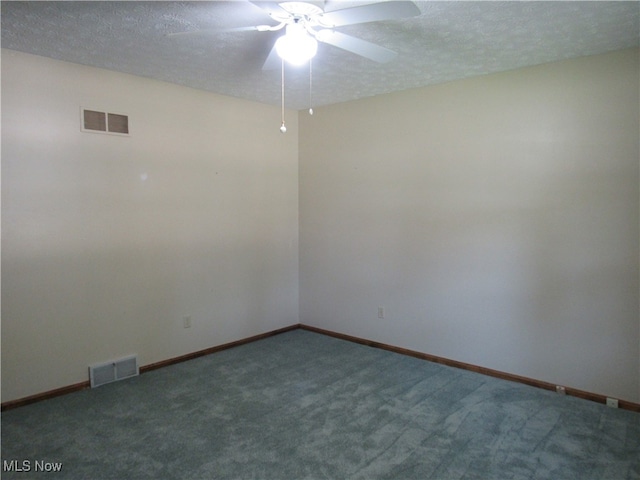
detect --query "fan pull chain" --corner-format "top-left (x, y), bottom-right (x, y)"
top-left (280, 58), bottom-right (287, 133)
top-left (308, 59), bottom-right (314, 116)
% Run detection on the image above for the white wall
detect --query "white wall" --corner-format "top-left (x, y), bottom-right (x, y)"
top-left (1, 50), bottom-right (299, 402)
top-left (299, 48), bottom-right (640, 402)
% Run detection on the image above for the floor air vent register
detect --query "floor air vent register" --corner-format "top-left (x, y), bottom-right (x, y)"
top-left (89, 355), bottom-right (139, 388)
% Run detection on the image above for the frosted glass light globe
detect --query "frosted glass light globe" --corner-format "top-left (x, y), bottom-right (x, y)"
top-left (276, 24), bottom-right (318, 66)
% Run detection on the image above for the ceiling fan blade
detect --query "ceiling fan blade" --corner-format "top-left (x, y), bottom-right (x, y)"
top-left (222, 25), bottom-right (281, 32)
top-left (319, 1), bottom-right (420, 28)
top-left (249, 1), bottom-right (290, 21)
top-left (316, 30), bottom-right (397, 63)
top-left (167, 23), bottom-right (286, 37)
top-left (262, 42), bottom-right (282, 70)
top-left (167, 26), bottom-right (263, 37)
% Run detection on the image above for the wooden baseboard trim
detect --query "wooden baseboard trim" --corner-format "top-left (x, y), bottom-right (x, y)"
top-left (1, 381), bottom-right (91, 412)
top-left (140, 324), bottom-right (300, 373)
top-left (5, 324), bottom-right (637, 413)
top-left (299, 324), bottom-right (640, 413)
top-left (1, 324), bottom-right (301, 411)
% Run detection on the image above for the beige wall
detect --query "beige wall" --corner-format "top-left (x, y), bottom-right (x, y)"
top-left (299, 48), bottom-right (640, 402)
top-left (3, 48), bottom-right (639, 405)
top-left (1, 50), bottom-right (299, 402)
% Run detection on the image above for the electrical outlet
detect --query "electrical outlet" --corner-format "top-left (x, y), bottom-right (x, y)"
top-left (606, 397), bottom-right (618, 408)
top-left (183, 316), bottom-right (192, 329)
top-left (556, 385), bottom-right (566, 395)
top-left (378, 307), bottom-right (385, 319)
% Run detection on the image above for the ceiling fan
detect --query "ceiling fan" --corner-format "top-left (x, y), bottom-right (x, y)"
top-left (171, 1), bottom-right (420, 132)
top-left (172, 1), bottom-right (421, 68)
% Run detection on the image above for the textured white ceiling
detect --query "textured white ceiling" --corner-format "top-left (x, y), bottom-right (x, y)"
top-left (2, 1), bottom-right (639, 110)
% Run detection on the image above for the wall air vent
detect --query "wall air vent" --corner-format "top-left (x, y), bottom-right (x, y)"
top-left (81, 108), bottom-right (129, 135)
top-left (89, 355), bottom-right (139, 388)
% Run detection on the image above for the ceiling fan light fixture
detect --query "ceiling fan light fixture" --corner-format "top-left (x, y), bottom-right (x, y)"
top-left (275, 23), bottom-right (318, 66)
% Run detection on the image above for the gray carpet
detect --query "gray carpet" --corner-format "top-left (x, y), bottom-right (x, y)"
top-left (2, 329), bottom-right (639, 479)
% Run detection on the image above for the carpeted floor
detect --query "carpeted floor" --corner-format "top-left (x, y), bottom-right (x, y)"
top-left (2, 329), bottom-right (639, 479)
